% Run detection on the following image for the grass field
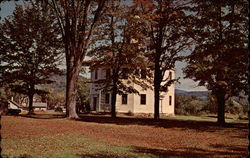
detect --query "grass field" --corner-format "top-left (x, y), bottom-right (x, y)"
top-left (1, 113), bottom-right (248, 158)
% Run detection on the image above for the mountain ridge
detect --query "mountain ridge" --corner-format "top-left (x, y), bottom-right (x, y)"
top-left (175, 89), bottom-right (208, 99)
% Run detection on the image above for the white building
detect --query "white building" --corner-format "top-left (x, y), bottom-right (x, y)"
top-left (8, 99), bottom-right (26, 112)
top-left (89, 67), bottom-right (175, 115)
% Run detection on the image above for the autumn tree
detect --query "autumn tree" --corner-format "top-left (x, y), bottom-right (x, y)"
top-left (134, 0), bottom-right (193, 120)
top-left (88, 0), bottom-right (151, 118)
top-left (0, 4), bottom-right (62, 114)
top-left (183, 0), bottom-right (248, 124)
top-left (38, 0), bottom-right (107, 119)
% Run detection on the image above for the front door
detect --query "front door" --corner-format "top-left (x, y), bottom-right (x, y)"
top-left (93, 97), bottom-right (97, 111)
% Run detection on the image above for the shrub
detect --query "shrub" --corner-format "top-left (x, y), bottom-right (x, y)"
top-left (126, 110), bottom-right (134, 116)
top-left (175, 94), bottom-right (208, 115)
top-left (55, 106), bottom-right (63, 112)
top-left (225, 99), bottom-right (244, 115)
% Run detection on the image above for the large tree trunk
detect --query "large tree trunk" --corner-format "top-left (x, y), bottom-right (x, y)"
top-left (216, 93), bottom-right (226, 125)
top-left (66, 58), bottom-right (81, 119)
top-left (111, 84), bottom-right (117, 118)
top-left (0, 99), bottom-right (8, 115)
top-left (28, 84), bottom-right (35, 115)
top-left (154, 62), bottom-right (161, 120)
top-left (28, 94), bottom-right (34, 115)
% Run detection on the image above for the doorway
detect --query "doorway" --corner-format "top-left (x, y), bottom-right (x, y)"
top-left (93, 97), bottom-right (97, 111)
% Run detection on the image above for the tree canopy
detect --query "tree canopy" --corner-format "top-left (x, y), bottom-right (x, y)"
top-left (39, 0), bottom-right (107, 119)
top-left (0, 4), bottom-right (63, 113)
top-left (87, 0), bottom-right (151, 117)
top-left (183, 0), bottom-right (248, 124)
top-left (133, 0), bottom-right (193, 120)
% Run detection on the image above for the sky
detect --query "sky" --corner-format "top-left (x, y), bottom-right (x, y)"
top-left (0, 1), bottom-right (207, 92)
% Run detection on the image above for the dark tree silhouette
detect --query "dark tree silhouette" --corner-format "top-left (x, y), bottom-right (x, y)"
top-left (88, 0), bottom-right (151, 118)
top-left (184, 0), bottom-right (248, 124)
top-left (38, 0), bottom-right (107, 119)
top-left (0, 4), bottom-right (62, 114)
top-left (134, 0), bottom-right (193, 120)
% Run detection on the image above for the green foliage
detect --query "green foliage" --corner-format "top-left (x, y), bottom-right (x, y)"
top-left (225, 98), bottom-right (246, 117)
top-left (76, 77), bottom-right (90, 112)
top-left (184, 0), bottom-right (248, 96)
top-left (175, 94), bottom-right (208, 115)
top-left (176, 92), bottom-right (248, 118)
top-left (0, 4), bottom-right (63, 109)
top-left (183, 0), bottom-right (248, 124)
top-left (43, 89), bottom-right (65, 110)
top-left (205, 93), bottom-right (217, 114)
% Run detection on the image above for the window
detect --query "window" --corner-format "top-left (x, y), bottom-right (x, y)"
top-left (141, 69), bottom-right (146, 79)
top-left (169, 96), bottom-right (172, 106)
top-left (169, 71), bottom-right (172, 80)
top-left (140, 94), bottom-right (146, 105)
top-left (121, 68), bottom-right (128, 79)
top-left (94, 69), bottom-right (98, 79)
top-left (122, 94), bottom-right (128, 104)
top-left (105, 93), bottom-right (110, 104)
top-left (106, 69), bottom-right (111, 79)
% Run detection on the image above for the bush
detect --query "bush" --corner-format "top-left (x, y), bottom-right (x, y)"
top-left (184, 100), bottom-right (207, 115)
top-left (8, 109), bottom-right (21, 115)
top-left (175, 94), bottom-right (208, 115)
top-left (54, 106), bottom-right (63, 112)
top-left (225, 99), bottom-right (244, 115)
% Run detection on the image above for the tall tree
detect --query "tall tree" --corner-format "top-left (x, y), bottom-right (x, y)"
top-left (40, 0), bottom-right (107, 119)
top-left (134, 0), bottom-right (193, 120)
top-left (88, 0), bottom-right (151, 118)
top-left (183, 0), bottom-right (248, 124)
top-left (0, 4), bottom-right (62, 114)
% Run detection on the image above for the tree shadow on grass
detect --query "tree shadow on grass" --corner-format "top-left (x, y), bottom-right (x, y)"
top-left (77, 115), bottom-right (247, 132)
top-left (13, 145), bottom-right (247, 158)
top-left (133, 146), bottom-right (246, 158)
top-left (210, 144), bottom-right (248, 154)
top-left (77, 145), bottom-right (247, 158)
top-left (77, 153), bottom-right (131, 158)
top-left (18, 113), bottom-right (66, 119)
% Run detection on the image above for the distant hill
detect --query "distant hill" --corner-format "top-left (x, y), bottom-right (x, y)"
top-left (49, 74), bottom-right (67, 92)
top-left (175, 89), bottom-right (248, 105)
top-left (175, 89), bottom-right (208, 99)
top-left (41, 74), bottom-right (88, 93)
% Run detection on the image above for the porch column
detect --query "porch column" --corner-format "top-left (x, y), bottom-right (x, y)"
top-left (98, 90), bottom-right (102, 112)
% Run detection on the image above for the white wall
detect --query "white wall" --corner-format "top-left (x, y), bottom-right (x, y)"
top-left (116, 93), bottom-right (134, 113)
top-left (8, 101), bottom-right (19, 109)
top-left (89, 68), bottom-right (175, 115)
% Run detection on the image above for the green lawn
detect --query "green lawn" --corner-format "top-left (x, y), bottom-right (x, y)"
top-left (163, 114), bottom-right (248, 123)
top-left (2, 133), bottom-right (134, 158)
top-left (1, 114), bottom-right (248, 158)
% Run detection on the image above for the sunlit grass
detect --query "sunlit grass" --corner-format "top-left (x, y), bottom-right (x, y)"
top-left (163, 114), bottom-right (248, 123)
top-left (2, 112), bottom-right (247, 158)
top-left (2, 133), bottom-right (138, 158)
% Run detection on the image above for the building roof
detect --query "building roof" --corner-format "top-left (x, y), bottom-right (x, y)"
top-left (83, 59), bottom-right (175, 71)
top-left (8, 100), bottom-right (28, 110)
top-left (33, 103), bottom-right (47, 108)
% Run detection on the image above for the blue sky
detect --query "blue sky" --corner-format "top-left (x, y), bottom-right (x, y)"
top-left (0, 1), bottom-right (207, 92)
